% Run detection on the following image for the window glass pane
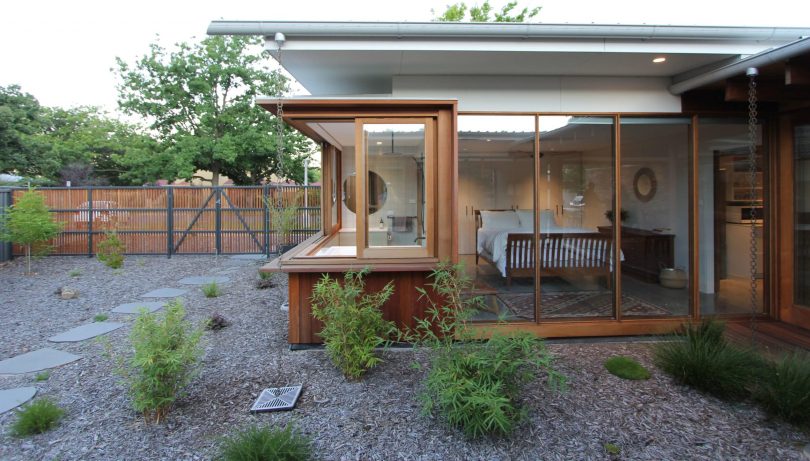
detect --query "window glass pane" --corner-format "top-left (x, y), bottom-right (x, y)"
top-left (620, 118), bottom-right (690, 317)
top-left (330, 149), bottom-right (338, 229)
top-left (795, 124), bottom-right (810, 306)
top-left (538, 116), bottom-right (615, 319)
top-left (698, 119), bottom-right (766, 315)
top-left (303, 121), bottom-right (356, 257)
top-left (365, 123), bottom-right (426, 248)
top-left (458, 115), bottom-right (536, 322)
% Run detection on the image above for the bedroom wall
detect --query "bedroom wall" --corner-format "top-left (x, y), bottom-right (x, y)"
top-left (458, 158), bottom-right (534, 254)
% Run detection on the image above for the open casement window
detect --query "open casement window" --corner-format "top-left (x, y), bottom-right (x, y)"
top-left (355, 118), bottom-right (435, 258)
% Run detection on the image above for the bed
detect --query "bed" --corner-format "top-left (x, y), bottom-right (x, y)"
top-left (475, 209), bottom-right (615, 286)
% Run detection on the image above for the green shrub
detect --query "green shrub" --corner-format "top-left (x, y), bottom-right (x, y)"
top-left (97, 230), bottom-right (125, 269)
top-left (755, 353), bottom-right (810, 426)
top-left (604, 442), bottom-right (621, 455)
top-left (653, 320), bottom-right (763, 400)
top-left (68, 269), bottom-right (82, 277)
top-left (93, 313), bottom-right (109, 322)
top-left (218, 424), bottom-right (313, 461)
top-left (202, 281), bottom-right (221, 298)
top-left (605, 356), bottom-right (651, 380)
top-left (310, 268), bottom-right (396, 380)
top-left (422, 331), bottom-right (565, 438)
top-left (0, 188), bottom-right (62, 275)
top-left (113, 299), bottom-right (203, 423)
top-left (34, 371), bottom-right (50, 382)
top-left (408, 262), bottom-right (565, 438)
top-left (10, 398), bottom-right (64, 437)
top-left (206, 313), bottom-right (230, 331)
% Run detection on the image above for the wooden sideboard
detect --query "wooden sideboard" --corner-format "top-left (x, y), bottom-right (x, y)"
top-left (597, 226), bottom-right (675, 283)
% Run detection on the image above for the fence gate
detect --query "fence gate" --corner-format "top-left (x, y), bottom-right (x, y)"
top-left (1, 186), bottom-right (321, 259)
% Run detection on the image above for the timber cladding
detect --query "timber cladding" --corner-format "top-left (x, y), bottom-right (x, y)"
top-left (288, 271), bottom-right (438, 344)
top-left (6, 186), bottom-right (320, 256)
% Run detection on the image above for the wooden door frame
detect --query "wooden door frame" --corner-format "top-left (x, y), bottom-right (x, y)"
top-left (777, 111), bottom-right (810, 329)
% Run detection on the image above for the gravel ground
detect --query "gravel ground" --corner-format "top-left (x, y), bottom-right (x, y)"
top-left (0, 255), bottom-right (808, 460)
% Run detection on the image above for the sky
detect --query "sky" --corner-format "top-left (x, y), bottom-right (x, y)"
top-left (1, 0), bottom-right (807, 116)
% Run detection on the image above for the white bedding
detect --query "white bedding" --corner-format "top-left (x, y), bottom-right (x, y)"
top-left (478, 225), bottom-right (596, 276)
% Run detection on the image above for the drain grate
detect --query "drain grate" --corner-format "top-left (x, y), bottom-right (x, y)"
top-left (250, 384), bottom-right (303, 412)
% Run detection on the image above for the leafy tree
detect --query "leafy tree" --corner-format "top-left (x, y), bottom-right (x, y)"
top-left (115, 35), bottom-right (314, 185)
top-left (0, 85), bottom-right (51, 178)
top-left (41, 106), bottom-right (160, 185)
top-left (0, 188), bottom-right (62, 274)
top-left (433, 1), bottom-right (541, 22)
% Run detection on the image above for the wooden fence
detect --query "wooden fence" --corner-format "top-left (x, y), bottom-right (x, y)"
top-left (0, 186), bottom-right (321, 259)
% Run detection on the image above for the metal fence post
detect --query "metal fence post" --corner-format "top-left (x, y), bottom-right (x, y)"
top-left (215, 187), bottom-right (222, 255)
top-left (87, 188), bottom-right (93, 257)
top-left (0, 188), bottom-right (12, 262)
top-left (262, 184), bottom-right (270, 256)
top-left (166, 187), bottom-right (174, 258)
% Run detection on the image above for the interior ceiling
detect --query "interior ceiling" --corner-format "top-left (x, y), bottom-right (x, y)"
top-left (284, 50), bottom-right (738, 95)
top-left (308, 121), bottom-right (751, 161)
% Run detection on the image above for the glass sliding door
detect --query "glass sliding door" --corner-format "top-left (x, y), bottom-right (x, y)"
top-left (358, 120), bottom-right (432, 258)
top-left (538, 116), bottom-right (615, 319)
top-left (698, 119), bottom-right (766, 315)
top-left (458, 115), bottom-right (536, 321)
top-left (795, 123), bottom-right (810, 307)
top-left (619, 118), bottom-right (691, 317)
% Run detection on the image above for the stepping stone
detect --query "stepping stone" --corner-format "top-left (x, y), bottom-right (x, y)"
top-left (48, 322), bottom-right (125, 342)
top-left (0, 348), bottom-right (81, 374)
top-left (112, 301), bottom-right (165, 314)
top-left (178, 275), bottom-right (230, 285)
top-left (231, 254), bottom-right (266, 260)
top-left (0, 387), bottom-right (37, 414)
top-left (141, 288), bottom-right (186, 298)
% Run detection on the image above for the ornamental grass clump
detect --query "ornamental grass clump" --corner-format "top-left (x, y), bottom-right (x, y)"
top-left (97, 230), bottom-right (125, 269)
top-left (10, 398), bottom-right (65, 437)
top-left (754, 352), bottom-right (810, 427)
top-left (653, 320), bottom-right (763, 401)
top-left (310, 268), bottom-right (396, 380)
top-left (217, 424), bottom-right (313, 461)
top-left (202, 281), bottom-right (222, 298)
top-left (406, 261), bottom-right (566, 438)
top-left (113, 300), bottom-right (203, 423)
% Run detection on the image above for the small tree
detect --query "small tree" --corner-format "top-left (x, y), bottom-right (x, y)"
top-left (0, 188), bottom-right (61, 274)
top-left (265, 191), bottom-right (301, 253)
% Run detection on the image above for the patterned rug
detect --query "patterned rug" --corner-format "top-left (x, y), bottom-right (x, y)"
top-left (497, 291), bottom-right (671, 319)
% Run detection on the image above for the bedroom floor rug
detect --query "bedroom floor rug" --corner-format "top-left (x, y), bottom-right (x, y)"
top-left (497, 291), bottom-right (671, 319)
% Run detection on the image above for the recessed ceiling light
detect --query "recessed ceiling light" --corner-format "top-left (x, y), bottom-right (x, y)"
top-left (376, 141), bottom-right (383, 145)
top-left (653, 57), bottom-right (666, 63)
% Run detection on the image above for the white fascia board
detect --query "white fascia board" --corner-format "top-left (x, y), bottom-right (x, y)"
top-left (264, 37), bottom-right (788, 56)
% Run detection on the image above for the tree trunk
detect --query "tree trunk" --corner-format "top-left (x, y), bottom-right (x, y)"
top-left (211, 170), bottom-right (220, 186)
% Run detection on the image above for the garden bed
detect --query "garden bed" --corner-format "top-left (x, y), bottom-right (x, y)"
top-left (0, 256), bottom-right (807, 460)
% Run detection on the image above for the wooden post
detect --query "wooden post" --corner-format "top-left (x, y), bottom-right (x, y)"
top-left (0, 188), bottom-right (12, 262)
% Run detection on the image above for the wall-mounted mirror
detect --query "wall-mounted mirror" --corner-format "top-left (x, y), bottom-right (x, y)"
top-left (343, 171), bottom-right (387, 214)
top-left (633, 167), bottom-right (657, 202)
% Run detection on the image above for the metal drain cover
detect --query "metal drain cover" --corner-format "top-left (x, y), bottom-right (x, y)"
top-left (250, 385), bottom-right (303, 412)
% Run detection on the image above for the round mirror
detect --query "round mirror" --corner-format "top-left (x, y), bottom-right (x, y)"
top-left (633, 167), bottom-right (657, 202)
top-left (343, 171), bottom-right (387, 214)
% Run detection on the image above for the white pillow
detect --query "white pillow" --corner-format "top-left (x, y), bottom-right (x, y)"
top-left (516, 210), bottom-right (534, 228)
top-left (480, 210), bottom-right (520, 230)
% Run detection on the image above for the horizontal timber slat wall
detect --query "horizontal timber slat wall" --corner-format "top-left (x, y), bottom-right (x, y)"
top-left (1, 186), bottom-right (320, 259)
